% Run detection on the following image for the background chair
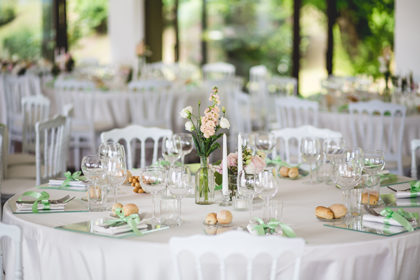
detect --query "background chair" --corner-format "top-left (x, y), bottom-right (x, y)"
top-left (349, 100), bottom-right (406, 175)
top-left (411, 139), bottom-right (420, 179)
top-left (202, 62), bottom-right (235, 81)
top-left (21, 95), bottom-right (51, 154)
top-left (35, 115), bottom-right (67, 185)
top-left (229, 91), bottom-right (252, 150)
top-left (271, 125), bottom-right (343, 165)
top-left (274, 96), bottom-right (319, 129)
top-left (170, 231), bottom-right (305, 280)
top-left (0, 223), bottom-right (22, 280)
top-left (100, 125), bottom-right (172, 169)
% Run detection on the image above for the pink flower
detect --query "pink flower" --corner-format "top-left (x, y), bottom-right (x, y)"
top-left (227, 152), bottom-right (238, 168)
top-left (245, 156), bottom-right (266, 174)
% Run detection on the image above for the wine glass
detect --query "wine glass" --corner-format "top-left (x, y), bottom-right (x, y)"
top-left (336, 159), bottom-right (363, 214)
top-left (300, 137), bottom-right (321, 183)
top-left (254, 132), bottom-right (276, 157)
top-left (167, 167), bottom-right (191, 225)
top-left (363, 150), bottom-right (385, 175)
top-left (255, 169), bottom-right (279, 221)
top-left (141, 166), bottom-right (167, 224)
top-left (175, 133), bottom-right (194, 165)
top-left (162, 135), bottom-right (182, 169)
top-left (104, 154), bottom-right (127, 204)
top-left (237, 170), bottom-right (257, 222)
top-left (81, 155), bottom-right (106, 211)
top-left (323, 139), bottom-right (345, 184)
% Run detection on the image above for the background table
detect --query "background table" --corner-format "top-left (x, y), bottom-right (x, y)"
top-left (3, 176), bottom-right (420, 280)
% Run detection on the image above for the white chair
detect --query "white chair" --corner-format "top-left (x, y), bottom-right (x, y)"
top-left (229, 91), bottom-right (252, 149)
top-left (0, 223), bottom-right (23, 280)
top-left (274, 96), bottom-right (319, 129)
top-left (54, 79), bottom-right (96, 90)
top-left (21, 95), bottom-right (51, 154)
top-left (411, 139), bottom-right (420, 179)
top-left (100, 125), bottom-right (172, 169)
top-left (349, 100), bottom-right (406, 175)
top-left (202, 62), bottom-right (235, 80)
top-left (35, 115), bottom-right (67, 185)
top-left (271, 125), bottom-right (343, 164)
top-left (170, 231), bottom-right (305, 280)
top-left (128, 90), bottom-right (174, 129)
top-left (61, 104), bottom-right (74, 171)
top-left (128, 79), bottom-right (172, 91)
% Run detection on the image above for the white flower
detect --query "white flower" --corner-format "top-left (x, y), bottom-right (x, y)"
top-left (180, 106), bottom-right (192, 119)
top-left (220, 117), bottom-right (230, 129)
top-left (185, 121), bottom-right (194, 132)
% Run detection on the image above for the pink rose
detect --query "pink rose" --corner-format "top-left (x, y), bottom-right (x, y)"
top-left (245, 156), bottom-right (266, 174)
top-left (227, 152), bottom-right (238, 168)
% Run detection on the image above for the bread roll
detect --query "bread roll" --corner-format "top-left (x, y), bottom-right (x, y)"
top-left (288, 167), bottom-right (299, 179)
top-left (279, 166), bottom-right (289, 177)
top-left (122, 203), bottom-right (139, 216)
top-left (362, 192), bottom-right (379, 206)
top-left (112, 202), bottom-right (123, 214)
top-left (217, 210), bottom-right (233, 224)
top-left (315, 206), bottom-right (334, 219)
top-left (205, 213), bottom-right (217, 225)
top-left (329, 204), bottom-right (347, 219)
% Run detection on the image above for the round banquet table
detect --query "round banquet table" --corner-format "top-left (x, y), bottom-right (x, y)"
top-left (3, 176), bottom-right (420, 280)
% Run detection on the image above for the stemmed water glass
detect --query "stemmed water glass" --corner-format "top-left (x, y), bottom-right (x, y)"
top-left (255, 169), bottom-right (279, 221)
top-left (175, 133), bottom-right (194, 165)
top-left (323, 139), bottom-right (345, 184)
top-left (162, 135), bottom-right (183, 169)
top-left (237, 170), bottom-right (257, 222)
top-left (336, 158), bottom-right (363, 214)
top-left (141, 166), bottom-right (167, 224)
top-left (363, 150), bottom-right (385, 175)
top-left (167, 167), bottom-right (191, 225)
top-left (104, 154), bottom-right (127, 204)
top-left (81, 155), bottom-right (107, 210)
top-left (254, 132), bottom-right (276, 158)
top-left (300, 137), bottom-right (321, 183)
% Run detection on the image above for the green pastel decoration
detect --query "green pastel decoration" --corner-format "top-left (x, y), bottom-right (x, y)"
top-left (18, 191), bottom-right (50, 213)
top-left (410, 181), bottom-right (420, 194)
top-left (253, 218), bottom-right (297, 238)
top-left (105, 208), bottom-right (143, 236)
top-left (380, 207), bottom-right (415, 232)
top-left (61, 171), bottom-right (87, 187)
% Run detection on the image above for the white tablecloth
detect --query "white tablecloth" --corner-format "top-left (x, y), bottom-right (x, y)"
top-left (3, 177), bottom-right (420, 280)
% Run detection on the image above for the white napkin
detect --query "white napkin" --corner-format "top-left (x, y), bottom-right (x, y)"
top-left (362, 214), bottom-right (402, 227)
top-left (362, 220), bottom-right (404, 234)
top-left (48, 179), bottom-right (86, 190)
top-left (15, 203), bottom-right (65, 213)
top-left (92, 220), bottom-right (148, 235)
top-left (395, 191), bottom-right (419, 199)
top-left (395, 198), bottom-right (420, 207)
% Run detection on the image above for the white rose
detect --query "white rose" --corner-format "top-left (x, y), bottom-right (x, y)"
top-left (220, 117), bottom-right (230, 129)
top-left (185, 121), bottom-right (194, 132)
top-left (180, 106), bottom-right (192, 119)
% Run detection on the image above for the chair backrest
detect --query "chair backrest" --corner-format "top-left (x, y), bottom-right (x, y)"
top-left (100, 125), bottom-right (172, 169)
top-left (271, 125), bottom-right (343, 164)
top-left (54, 79), bottom-right (96, 90)
top-left (202, 62), bottom-right (235, 80)
top-left (274, 96), bottom-right (319, 129)
top-left (61, 104), bottom-right (74, 171)
top-left (35, 115), bottom-right (67, 185)
top-left (230, 91), bottom-right (252, 135)
top-left (128, 79), bottom-right (172, 91)
top-left (0, 223), bottom-right (23, 280)
top-left (170, 231), bottom-right (305, 280)
top-left (128, 90), bottom-right (174, 129)
top-left (21, 95), bottom-right (51, 154)
top-left (349, 100), bottom-right (406, 175)
top-left (411, 139), bottom-right (420, 179)
top-left (25, 74), bottom-right (43, 96)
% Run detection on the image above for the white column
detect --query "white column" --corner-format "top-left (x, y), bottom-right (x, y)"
top-left (395, 0), bottom-right (420, 81)
top-left (108, 0), bottom-right (145, 67)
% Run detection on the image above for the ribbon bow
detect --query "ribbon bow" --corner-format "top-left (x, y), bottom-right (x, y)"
top-left (265, 157), bottom-right (291, 168)
top-left (253, 218), bottom-right (297, 238)
top-left (105, 208), bottom-right (143, 236)
top-left (380, 207), bottom-right (414, 232)
top-left (18, 191), bottom-right (50, 213)
top-left (61, 171), bottom-right (87, 187)
top-left (410, 181), bottom-right (420, 194)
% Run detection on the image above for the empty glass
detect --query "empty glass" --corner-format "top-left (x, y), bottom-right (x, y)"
top-left (104, 154), bottom-right (127, 204)
top-left (254, 132), bottom-right (276, 157)
top-left (141, 166), bottom-right (167, 224)
top-left (237, 171), bottom-right (256, 222)
top-left (167, 167), bottom-right (191, 225)
top-left (175, 133), bottom-right (194, 165)
top-left (363, 150), bottom-right (385, 175)
top-left (323, 139), bottom-right (345, 184)
top-left (336, 159), bottom-right (363, 213)
top-left (255, 169), bottom-right (279, 221)
top-left (162, 135), bottom-right (182, 169)
top-left (81, 155), bottom-right (107, 211)
top-left (300, 137), bottom-right (321, 183)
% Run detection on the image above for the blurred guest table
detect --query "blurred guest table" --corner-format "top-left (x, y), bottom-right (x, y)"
top-left (3, 176), bottom-right (420, 280)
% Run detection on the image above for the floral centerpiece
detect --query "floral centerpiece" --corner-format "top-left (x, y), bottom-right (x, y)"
top-left (215, 147), bottom-right (266, 200)
top-left (180, 87), bottom-right (230, 204)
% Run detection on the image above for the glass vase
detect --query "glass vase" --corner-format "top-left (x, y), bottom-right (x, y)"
top-left (195, 156), bottom-right (215, 205)
top-left (228, 173), bottom-right (238, 201)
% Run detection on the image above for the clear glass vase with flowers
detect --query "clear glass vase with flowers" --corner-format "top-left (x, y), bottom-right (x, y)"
top-left (180, 87), bottom-right (230, 204)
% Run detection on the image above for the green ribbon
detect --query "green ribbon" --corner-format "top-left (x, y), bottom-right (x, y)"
top-left (61, 171), bottom-right (87, 187)
top-left (409, 181), bottom-right (420, 197)
top-left (18, 191), bottom-right (50, 213)
top-left (266, 157), bottom-right (292, 168)
top-left (253, 218), bottom-right (297, 238)
top-left (396, 208), bottom-right (419, 222)
top-left (105, 208), bottom-right (143, 236)
top-left (380, 207), bottom-right (414, 232)
top-left (379, 173), bottom-right (397, 185)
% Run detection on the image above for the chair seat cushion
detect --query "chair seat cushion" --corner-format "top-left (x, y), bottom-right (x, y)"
top-left (6, 164), bottom-right (36, 180)
top-left (7, 153), bottom-right (36, 166)
top-left (1, 178), bottom-right (36, 196)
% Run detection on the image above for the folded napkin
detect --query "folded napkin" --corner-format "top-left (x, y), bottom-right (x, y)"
top-left (247, 218), bottom-right (296, 237)
top-left (362, 208), bottom-right (418, 232)
top-left (48, 179), bottom-right (86, 190)
top-left (15, 203), bottom-right (65, 213)
top-left (395, 198), bottom-right (420, 207)
top-left (92, 220), bottom-right (148, 235)
top-left (362, 214), bottom-right (403, 227)
top-left (362, 220), bottom-right (404, 234)
top-left (396, 181), bottom-right (420, 199)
